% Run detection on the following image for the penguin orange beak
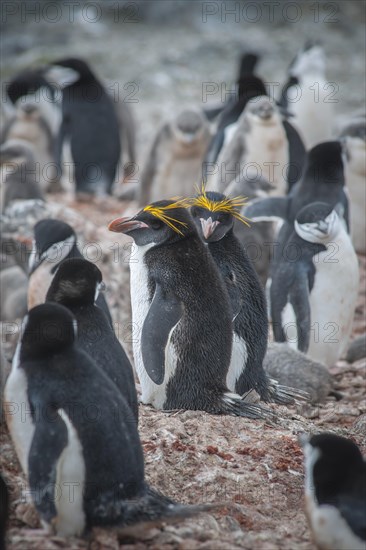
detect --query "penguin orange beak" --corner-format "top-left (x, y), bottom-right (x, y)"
top-left (108, 216), bottom-right (149, 233)
top-left (200, 217), bottom-right (220, 239)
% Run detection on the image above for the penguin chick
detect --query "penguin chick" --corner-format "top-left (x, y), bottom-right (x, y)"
top-left (264, 343), bottom-right (336, 404)
top-left (44, 57), bottom-right (121, 197)
top-left (346, 335), bottom-right (366, 364)
top-left (139, 108), bottom-right (211, 205)
top-left (28, 218), bottom-right (112, 324)
top-left (190, 190), bottom-right (308, 406)
top-left (0, 473), bottom-right (9, 549)
top-left (0, 265), bottom-right (28, 321)
top-left (279, 42), bottom-right (333, 149)
top-left (340, 118), bottom-right (366, 253)
top-left (1, 100), bottom-right (59, 193)
top-left (214, 96), bottom-right (289, 195)
top-left (109, 199), bottom-right (275, 419)
top-left (0, 140), bottom-right (44, 213)
top-left (299, 433), bottom-right (366, 550)
top-left (271, 202), bottom-right (359, 366)
top-left (46, 258), bottom-right (138, 421)
top-left (5, 303), bottom-right (210, 534)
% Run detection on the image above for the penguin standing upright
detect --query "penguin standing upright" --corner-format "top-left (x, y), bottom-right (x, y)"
top-left (0, 473), bottom-right (8, 550)
top-left (190, 190), bottom-right (307, 405)
top-left (46, 258), bottom-right (138, 421)
top-left (279, 42), bottom-right (333, 149)
top-left (109, 199), bottom-right (273, 419)
top-left (44, 58), bottom-right (121, 196)
top-left (299, 433), bottom-right (366, 550)
top-left (139, 108), bottom-right (211, 205)
top-left (5, 303), bottom-right (206, 535)
top-left (339, 117), bottom-right (366, 253)
top-left (28, 218), bottom-right (112, 324)
top-left (213, 96), bottom-right (289, 195)
top-left (271, 202), bottom-right (359, 366)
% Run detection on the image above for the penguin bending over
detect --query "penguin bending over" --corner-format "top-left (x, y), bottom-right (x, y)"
top-left (271, 202), bottom-right (358, 366)
top-left (46, 258), bottom-right (138, 421)
top-left (28, 218), bottom-right (112, 324)
top-left (299, 433), bottom-right (366, 550)
top-left (4, 303), bottom-right (209, 535)
top-left (190, 190), bottom-right (307, 405)
top-left (109, 199), bottom-right (274, 419)
top-left (44, 58), bottom-right (121, 197)
top-left (139, 108), bottom-right (211, 205)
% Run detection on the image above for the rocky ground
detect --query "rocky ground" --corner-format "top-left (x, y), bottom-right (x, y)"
top-left (1, 2), bottom-right (366, 549)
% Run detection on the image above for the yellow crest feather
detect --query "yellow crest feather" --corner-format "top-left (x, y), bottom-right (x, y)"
top-left (191, 183), bottom-right (251, 227)
top-left (143, 198), bottom-right (191, 235)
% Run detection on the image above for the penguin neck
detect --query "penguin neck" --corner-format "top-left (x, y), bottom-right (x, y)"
top-left (305, 160), bottom-right (344, 187)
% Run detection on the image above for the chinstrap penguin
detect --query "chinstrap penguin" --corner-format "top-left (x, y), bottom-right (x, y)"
top-left (45, 258), bottom-right (138, 421)
top-left (299, 433), bottom-right (366, 550)
top-left (5, 303), bottom-right (211, 535)
top-left (27, 218), bottom-right (112, 324)
top-left (190, 189), bottom-right (308, 405)
top-left (270, 202), bottom-right (359, 366)
top-left (109, 199), bottom-right (274, 419)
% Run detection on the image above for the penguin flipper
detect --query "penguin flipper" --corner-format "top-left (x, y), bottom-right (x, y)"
top-left (282, 120), bottom-right (306, 190)
top-left (28, 408), bottom-right (68, 524)
top-left (289, 271), bottom-right (311, 353)
top-left (243, 197), bottom-right (288, 222)
top-left (141, 284), bottom-right (183, 385)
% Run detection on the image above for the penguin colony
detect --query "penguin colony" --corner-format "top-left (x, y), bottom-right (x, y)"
top-left (0, 43), bottom-right (365, 549)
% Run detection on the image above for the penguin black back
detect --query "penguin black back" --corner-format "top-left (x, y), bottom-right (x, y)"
top-left (0, 474), bottom-right (8, 550)
top-left (46, 258), bottom-right (138, 421)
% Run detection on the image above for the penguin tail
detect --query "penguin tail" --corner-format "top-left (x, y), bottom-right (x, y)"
top-left (267, 379), bottom-right (310, 405)
top-left (220, 392), bottom-right (277, 422)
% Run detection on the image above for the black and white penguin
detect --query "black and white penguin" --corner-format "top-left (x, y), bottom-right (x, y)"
top-left (44, 58), bottom-right (121, 196)
top-left (109, 199), bottom-right (274, 419)
top-left (270, 202), bottom-right (359, 366)
top-left (0, 140), bottom-right (44, 212)
top-left (299, 433), bottom-right (366, 550)
top-left (190, 190), bottom-right (307, 405)
top-left (46, 258), bottom-right (138, 421)
top-left (5, 303), bottom-right (207, 535)
top-left (279, 42), bottom-right (333, 149)
top-left (28, 218), bottom-right (112, 324)
top-left (244, 141), bottom-right (350, 286)
top-left (0, 473), bottom-right (8, 550)
top-left (139, 108), bottom-right (211, 205)
top-left (339, 116), bottom-right (366, 254)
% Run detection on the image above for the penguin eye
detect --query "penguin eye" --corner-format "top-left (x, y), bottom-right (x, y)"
top-left (150, 219), bottom-right (163, 230)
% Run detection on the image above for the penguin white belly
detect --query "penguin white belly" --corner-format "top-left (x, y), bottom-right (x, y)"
top-left (289, 77), bottom-right (333, 149)
top-left (281, 303), bottom-right (298, 350)
top-left (226, 334), bottom-right (248, 393)
top-left (245, 124), bottom-right (288, 196)
top-left (307, 234), bottom-right (359, 366)
top-left (130, 244), bottom-right (178, 409)
top-left (345, 147), bottom-right (366, 253)
top-left (4, 342), bottom-right (34, 475)
top-left (54, 409), bottom-right (86, 536)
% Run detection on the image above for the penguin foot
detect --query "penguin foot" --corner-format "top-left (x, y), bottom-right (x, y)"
top-left (221, 393), bottom-right (277, 421)
top-left (267, 379), bottom-right (310, 405)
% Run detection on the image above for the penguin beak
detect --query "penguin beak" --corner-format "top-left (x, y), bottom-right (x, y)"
top-left (108, 216), bottom-right (149, 233)
top-left (200, 217), bottom-right (220, 239)
top-left (317, 221), bottom-right (328, 234)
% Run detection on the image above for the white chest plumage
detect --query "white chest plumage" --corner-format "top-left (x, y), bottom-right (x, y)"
top-left (226, 334), bottom-right (248, 393)
top-left (345, 139), bottom-right (366, 253)
top-left (129, 243), bottom-right (178, 409)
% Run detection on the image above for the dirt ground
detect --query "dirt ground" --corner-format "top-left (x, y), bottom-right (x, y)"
top-left (1, 2), bottom-right (366, 549)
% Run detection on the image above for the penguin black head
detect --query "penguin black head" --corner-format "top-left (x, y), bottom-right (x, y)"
top-left (29, 219), bottom-right (77, 275)
top-left (108, 199), bottom-right (195, 246)
top-left (44, 58), bottom-right (93, 89)
top-left (174, 109), bottom-right (207, 145)
top-left (299, 433), bottom-right (365, 505)
top-left (305, 141), bottom-right (344, 183)
top-left (190, 190), bottom-right (249, 242)
top-left (294, 202), bottom-right (341, 243)
top-left (6, 69), bottom-right (52, 104)
top-left (237, 75), bottom-right (267, 103)
top-left (18, 303), bottom-right (77, 361)
top-left (46, 258), bottom-right (104, 308)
